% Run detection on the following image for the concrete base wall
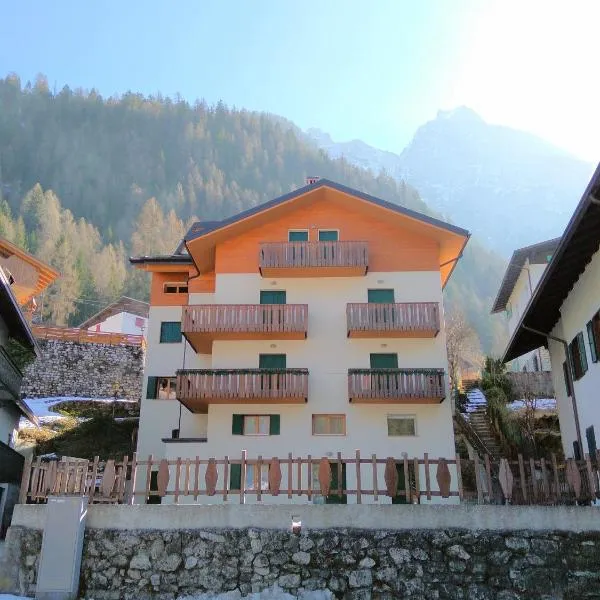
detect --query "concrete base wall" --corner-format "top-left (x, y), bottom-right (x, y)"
top-left (3, 504), bottom-right (600, 598)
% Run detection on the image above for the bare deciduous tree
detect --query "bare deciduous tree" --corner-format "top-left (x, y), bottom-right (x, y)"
top-left (446, 309), bottom-right (482, 392)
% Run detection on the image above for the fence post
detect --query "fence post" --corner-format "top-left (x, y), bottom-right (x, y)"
top-left (424, 453), bottom-right (431, 501)
top-left (403, 453), bottom-right (410, 503)
top-left (484, 455), bottom-right (493, 502)
top-left (222, 456), bottom-right (228, 502)
top-left (129, 453), bottom-right (137, 505)
top-left (517, 454), bottom-right (527, 504)
top-left (455, 454), bottom-right (463, 501)
top-left (474, 455), bottom-right (483, 504)
top-left (355, 450), bottom-right (362, 504)
top-left (18, 455), bottom-right (33, 504)
top-left (240, 450), bottom-right (247, 504)
top-left (372, 454), bottom-right (378, 502)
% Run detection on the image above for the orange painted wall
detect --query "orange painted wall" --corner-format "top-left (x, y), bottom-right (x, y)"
top-left (215, 197), bottom-right (440, 274)
top-left (189, 271), bottom-right (216, 293)
top-left (150, 272), bottom-right (190, 306)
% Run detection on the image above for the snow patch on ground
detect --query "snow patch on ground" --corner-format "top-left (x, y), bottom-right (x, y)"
top-left (0, 595), bottom-right (35, 600)
top-left (22, 396), bottom-right (137, 419)
top-left (508, 398), bottom-right (556, 412)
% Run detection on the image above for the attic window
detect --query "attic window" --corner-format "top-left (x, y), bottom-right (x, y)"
top-left (164, 282), bottom-right (188, 294)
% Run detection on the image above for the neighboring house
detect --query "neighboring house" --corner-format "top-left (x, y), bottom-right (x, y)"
top-left (0, 237), bottom-right (59, 318)
top-left (0, 265), bottom-right (39, 536)
top-left (503, 164), bottom-right (600, 459)
top-left (79, 296), bottom-right (149, 336)
top-left (131, 178), bottom-right (470, 504)
top-left (492, 238), bottom-right (560, 373)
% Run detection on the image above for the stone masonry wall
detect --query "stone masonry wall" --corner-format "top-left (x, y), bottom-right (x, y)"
top-left (21, 340), bottom-right (144, 400)
top-left (6, 525), bottom-right (600, 599)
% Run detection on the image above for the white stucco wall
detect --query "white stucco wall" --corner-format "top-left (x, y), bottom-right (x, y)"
top-left (89, 311), bottom-right (148, 336)
top-left (547, 249), bottom-right (600, 457)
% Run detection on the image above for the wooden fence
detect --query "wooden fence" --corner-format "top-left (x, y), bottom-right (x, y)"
top-left (32, 325), bottom-right (146, 349)
top-left (18, 451), bottom-right (600, 506)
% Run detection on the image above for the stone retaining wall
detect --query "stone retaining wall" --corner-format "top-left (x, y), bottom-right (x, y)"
top-left (21, 339), bottom-right (145, 400)
top-left (3, 505), bottom-right (600, 599)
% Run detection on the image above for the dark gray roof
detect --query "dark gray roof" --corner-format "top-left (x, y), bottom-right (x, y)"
top-left (184, 178), bottom-right (470, 242)
top-left (491, 238), bottom-right (561, 313)
top-left (504, 163), bottom-right (600, 362)
top-left (129, 254), bottom-right (192, 266)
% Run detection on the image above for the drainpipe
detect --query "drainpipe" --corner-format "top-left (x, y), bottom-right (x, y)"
top-left (521, 324), bottom-right (583, 456)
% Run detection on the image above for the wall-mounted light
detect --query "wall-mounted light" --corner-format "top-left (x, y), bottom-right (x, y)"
top-left (270, 344), bottom-right (277, 349)
top-left (381, 343), bottom-right (388, 348)
top-left (270, 281), bottom-right (277, 286)
top-left (377, 280), bottom-right (384, 284)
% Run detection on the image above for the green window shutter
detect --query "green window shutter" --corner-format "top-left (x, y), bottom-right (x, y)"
top-left (562, 361), bottom-right (572, 397)
top-left (146, 376), bottom-right (158, 399)
top-left (370, 353), bottom-right (398, 368)
top-left (586, 426), bottom-right (597, 459)
top-left (578, 332), bottom-right (588, 374)
top-left (260, 291), bottom-right (286, 304)
top-left (587, 321), bottom-right (598, 363)
top-left (318, 230), bottom-right (338, 241)
top-left (269, 414), bottom-right (281, 435)
top-left (259, 354), bottom-right (287, 369)
top-left (368, 289), bottom-right (395, 303)
top-left (232, 414), bottom-right (244, 435)
top-left (288, 231), bottom-right (308, 241)
top-left (230, 464), bottom-right (241, 490)
top-left (160, 321), bottom-right (182, 343)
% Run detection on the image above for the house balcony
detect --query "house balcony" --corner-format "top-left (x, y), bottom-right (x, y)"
top-left (176, 368), bottom-right (309, 414)
top-left (183, 304), bottom-right (308, 353)
top-left (347, 302), bottom-right (440, 338)
top-left (348, 368), bottom-right (446, 404)
top-left (0, 347), bottom-right (23, 400)
top-left (259, 241), bottom-right (368, 277)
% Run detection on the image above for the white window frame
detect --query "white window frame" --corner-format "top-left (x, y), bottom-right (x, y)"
top-left (157, 377), bottom-right (177, 400)
top-left (312, 414), bottom-right (346, 436)
top-left (387, 414), bottom-right (417, 437)
top-left (288, 229), bottom-right (309, 242)
top-left (243, 415), bottom-right (270, 436)
top-left (317, 228), bottom-right (340, 241)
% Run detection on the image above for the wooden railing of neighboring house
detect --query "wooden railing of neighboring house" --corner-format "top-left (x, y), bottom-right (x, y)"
top-left (183, 304), bottom-right (308, 335)
top-left (347, 302), bottom-right (440, 336)
top-left (348, 369), bottom-right (445, 402)
top-left (32, 326), bottom-right (146, 349)
top-left (259, 241), bottom-right (369, 270)
top-left (0, 346), bottom-right (23, 399)
top-left (18, 451), bottom-right (600, 506)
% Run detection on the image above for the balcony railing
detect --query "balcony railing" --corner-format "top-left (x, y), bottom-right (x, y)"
top-left (347, 302), bottom-right (440, 338)
top-left (259, 241), bottom-right (368, 277)
top-left (176, 368), bottom-right (309, 413)
top-left (0, 346), bottom-right (23, 400)
top-left (348, 368), bottom-right (445, 404)
top-left (183, 304), bottom-right (308, 353)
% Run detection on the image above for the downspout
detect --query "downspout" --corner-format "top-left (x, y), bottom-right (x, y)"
top-left (521, 324), bottom-right (583, 456)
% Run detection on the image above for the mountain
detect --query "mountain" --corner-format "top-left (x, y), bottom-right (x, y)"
top-left (306, 107), bottom-right (595, 256)
top-left (0, 74), bottom-right (505, 353)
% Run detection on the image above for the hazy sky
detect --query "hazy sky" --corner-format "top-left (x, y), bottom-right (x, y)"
top-left (1, 0), bottom-right (598, 160)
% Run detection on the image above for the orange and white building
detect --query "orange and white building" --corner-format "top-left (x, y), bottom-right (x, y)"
top-left (131, 179), bottom-right (470, 503)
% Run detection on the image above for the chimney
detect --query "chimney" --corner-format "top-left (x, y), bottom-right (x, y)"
top-left (305, 176), bottom-right (321, 186)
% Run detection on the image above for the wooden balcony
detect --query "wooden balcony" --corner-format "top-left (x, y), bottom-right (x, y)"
top-left (348, 368), bottom-right (445, 404)
top-left (347, 302), bottom-right (440, 338)
top-left (0, 347), bottom-right (23, 400)
top-left (176, 368), bottom-right (309, 413)
top-left (259, 241), bottom-right (368, 277)
top-left (183, 304), bottom-right (308, 353)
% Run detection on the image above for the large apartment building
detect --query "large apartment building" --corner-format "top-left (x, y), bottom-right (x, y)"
top-left (131, 179), bottom-right (470, 503)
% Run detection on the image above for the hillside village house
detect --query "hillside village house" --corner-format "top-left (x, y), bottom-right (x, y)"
top-left (79, 296), bottom-right (149, 337)
top-left (131, 179), bottom-right (470, 504)
top-left (503, 165), bottom-right (600, 460)
top-left (492, 238), bottom-right (560, 373)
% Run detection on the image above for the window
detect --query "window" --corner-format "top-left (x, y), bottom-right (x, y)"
top-left (562, 361), bottom-right (572, 397)
top-left (586, 426), bottom-right (597, 461)
top-left (368, 289), bottom-right (395, 303)
top-left (318, 230), bottom-right (339, 241)
top-left (231, 414), bottom-right (280, 435)
top-left (370, 353), bottom-right (398, 368)
top-left (587, 311), bottom-right (600, 363)
top-left (163, 282), bottom-right (188, 294)
top-left (288, 230), bottom-right (308, 242)
top-left (146, 376), bottom-right (176, 399)
top-left (387, 415), bottom-right (416, 436)
top-left (568, 332), bottom-right (588, 380)
top-left (259, 354), bottom-right (286, 369)
top-left (260, 290), bottom-right (286, 304)
top-left (312, 414), bottom-right (346, 435)
top-left (159, 321), bottom-right (182, 343)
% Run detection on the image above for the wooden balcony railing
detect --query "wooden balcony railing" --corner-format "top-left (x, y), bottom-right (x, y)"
top-left (176, 368), bottom-right (309, 413)
top-left (347, 302), bottom-right (440, 338)
top-left (259, 241), bottom-right (368, 277)
top-left (183, 304), bottom-right (308, 353)
top-left (0, 346), bottom-right (23, 400)
top-left (348, 368), bottom-right (445, 404)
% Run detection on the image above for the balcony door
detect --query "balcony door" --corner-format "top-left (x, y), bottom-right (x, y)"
top-left (370, 353), bottom-right (398, 368)
top-left (260, 291), bottom-right (286, 329)
top-left (288, 230), bottom-right (308, 265)
top-left (318, 230), bottom-right (338, 263)
top-left (259, 354), bottom-right (286, 394)
top-left (368, 289), bottom-right (395, 326)
top-left (370, 353), bottom-right (398, 396)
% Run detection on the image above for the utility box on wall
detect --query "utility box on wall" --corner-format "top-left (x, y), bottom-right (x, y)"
top-left (36, 496), bottom-right (88, 600)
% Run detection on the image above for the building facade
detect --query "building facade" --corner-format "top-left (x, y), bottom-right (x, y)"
top-left (503, 165), bottom-right (600, 459)
top-left (132, 179), bottom-right (470, 503)
top-left (79, 296), bottom-right (149, 337)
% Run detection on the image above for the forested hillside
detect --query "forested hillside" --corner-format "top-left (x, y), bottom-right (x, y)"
top-left (0, 74), bottom-right (506, 353)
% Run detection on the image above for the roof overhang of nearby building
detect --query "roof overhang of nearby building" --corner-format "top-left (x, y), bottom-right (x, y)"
top-left (183, 179), bottom-right (470, 287)
top-left (129, 254), bottom-right (195, 274)
top-left (503, 164), bottom-right (600, 362)
top-left (78, 296), bottom-right (150, 329)
top-left (491, 237), bottom-right (561, 313)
